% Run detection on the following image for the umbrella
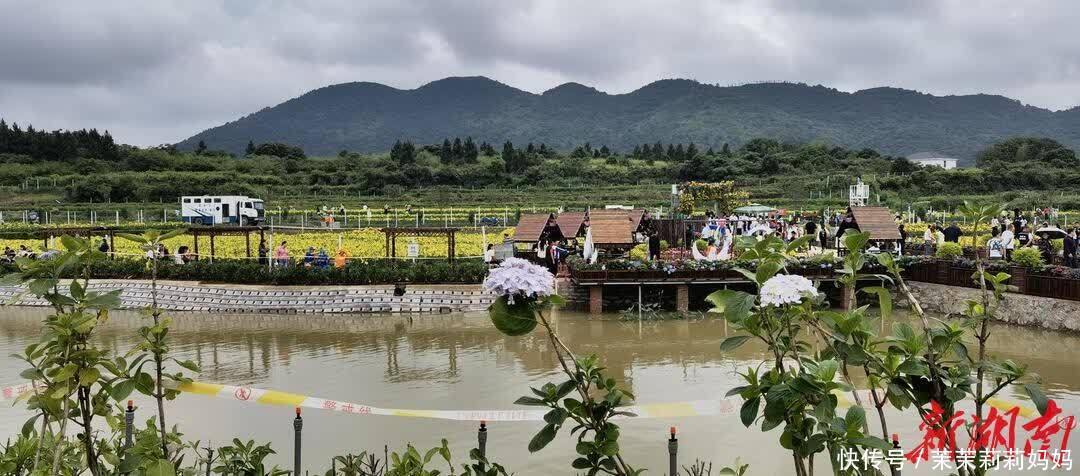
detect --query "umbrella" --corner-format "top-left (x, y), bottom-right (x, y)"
top-left (734, 204), bottom-right (776, 214)
top-left (1035, 227), bottom-right (1067, 240)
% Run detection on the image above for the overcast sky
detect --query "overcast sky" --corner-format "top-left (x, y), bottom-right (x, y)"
top-left (2, 0), bottom-right (1078, 146)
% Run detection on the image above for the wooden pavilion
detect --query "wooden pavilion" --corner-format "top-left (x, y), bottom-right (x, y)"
top-left (512, 213), bottom-right (563, 244)
top-left (585, 209), bottom-right (641, 248)
top-left (555, 212), bottom-right (587, 239)
top-left (848, 207), bottom-right (902, 241)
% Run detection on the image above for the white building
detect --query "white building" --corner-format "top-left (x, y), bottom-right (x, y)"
top-left (906, 152), bottom-right (959, 170)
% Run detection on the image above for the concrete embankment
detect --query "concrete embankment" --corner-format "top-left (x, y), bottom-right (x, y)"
top-left (0, 280), bottom-right (494, 314)
top-left (904, 281), bottom-right (1080, 332)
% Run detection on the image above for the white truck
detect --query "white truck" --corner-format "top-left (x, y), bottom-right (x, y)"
top-left (180, 195), bottom-right (265, 225)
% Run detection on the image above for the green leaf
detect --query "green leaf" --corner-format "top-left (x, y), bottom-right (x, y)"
top-left (543, 408), bottom-right (568, 425)
top-left (78, 368), bottom-right (100, 387)
top-left (488, 295), bottom-right (538, 336)
top-left (544, 294), bottom-right (567, 306)
top-left (110, 379), bottom-right (137, 402)
top-left (598, 440), bottom-right (619, 457)
top-left (944, 387), bottom-right (966, 403)
top-left (575, 441), bottom-right (594, 456)
top-left (21, 413), bottom-right (41, 437)
top-left (845, 406), bottom-right (866, 433)
top-left (116, 233), bottom-right (149, 245)
top-left (755, 261), bottom-right (782, 285)
top-left (514, 396), bottom-right (546, 406)
top-left (850, 436), bottom-right (893, 451)
top-left (705, 289), bottom-right (755, 324)
top-left (1024, 384), bottom-right (1049, 415)
top-left (54, 363), bottom-right (77, 382)
top-left (859, 286), bottom-right (892, 319)
top-left (739, 397), bottom-right (760, 427)
top-left (528, 423), bottom-right (558, 453)
top-left (572, 457), bottom-right (592, 469)
top-left (117, 454), bottom-right (143, 473)
top-left (720, 335), bottom-right (752, 352)
top-left (176, 359), bottom-right (200, 373)
top-left (144, 459), bottom-right (176, 476)
top-left (843, 231), bottom-right (871, 253)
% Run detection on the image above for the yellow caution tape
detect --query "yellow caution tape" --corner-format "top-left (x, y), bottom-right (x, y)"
top-left (0, 381), bottom-right (1037, 422)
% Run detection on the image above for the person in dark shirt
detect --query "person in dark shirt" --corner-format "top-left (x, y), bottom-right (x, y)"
top-left (942, 222), bottom-right (962, 243)
top-left (898, 224), bottom-right (908, 253)
top-left (1037, 234), bottom-right (1056, 265)
top-left (1065, 229), bottom-right (1078, 268)
top-left (684, 224), bottom-right (695, 249)
top-left (647, 231), bottom-right (661, 261)
top-left (1016, 226), bottom-right (1033, 248)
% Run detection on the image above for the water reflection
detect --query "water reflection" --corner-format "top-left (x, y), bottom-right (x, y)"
top-left (0, 307), bottom-right (1077, 475)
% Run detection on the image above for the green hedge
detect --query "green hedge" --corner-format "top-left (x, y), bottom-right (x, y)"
top-left (1, 258), bottom-right (487, 285)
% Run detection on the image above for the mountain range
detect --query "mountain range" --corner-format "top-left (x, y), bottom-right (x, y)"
top-left (177, 76), bottom-right (1080, 162)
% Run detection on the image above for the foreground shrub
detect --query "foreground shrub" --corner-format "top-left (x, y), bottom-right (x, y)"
top-left (935, 241), bottom-right (964, 259)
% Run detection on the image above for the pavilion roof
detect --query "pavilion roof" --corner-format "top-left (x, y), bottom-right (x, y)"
top-left (556, 212), bottom-right (587, 237)
top-left (513, 213), bottom-right (558, 243)
top-left (850, 207), bottom-right (902, 240)
top-left (588, 211), bottom-right (637, 245)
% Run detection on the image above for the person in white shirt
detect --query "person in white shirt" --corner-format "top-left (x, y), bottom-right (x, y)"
top-left (922, 225), bottom-right (936, 255)
top-left (1000, 224), bottom-right (1015, 261)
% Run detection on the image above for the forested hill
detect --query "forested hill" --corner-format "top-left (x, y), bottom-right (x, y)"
top-left (176, 77), bottom-right (1080, 162)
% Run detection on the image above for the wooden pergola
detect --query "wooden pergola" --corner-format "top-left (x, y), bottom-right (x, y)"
top-left (21, 225), bottom-right (267, 262)
top-left (190, 226), bottom-right (266, 262)
top-left (380, 227), bottom-right (460, 262)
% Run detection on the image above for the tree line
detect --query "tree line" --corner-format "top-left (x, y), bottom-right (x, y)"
top-left (1, 117), bottom-right (1078, 207)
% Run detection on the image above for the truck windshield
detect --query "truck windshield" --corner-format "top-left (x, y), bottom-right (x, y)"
top-left (254, 202), bottom-right (264, 210)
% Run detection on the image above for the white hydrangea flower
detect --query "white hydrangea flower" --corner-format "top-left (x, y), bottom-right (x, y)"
top-left (759, 274), bottom-right (819, 307)
top-left (483, 257), bottom-right (554, 300)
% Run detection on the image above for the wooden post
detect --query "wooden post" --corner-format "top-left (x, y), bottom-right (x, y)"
top-left (384, 230), bottom-right (391, 258)
top-left (676, 285), bottom-right (689, 313)
top-left (209, 233), bottom-right (216, 262)
top-left (588, 286), bottom-right (603, 314)
top-left (245, 231), bottom-right (252, 258)
top-left (193, 230), bottom-right (200, 261)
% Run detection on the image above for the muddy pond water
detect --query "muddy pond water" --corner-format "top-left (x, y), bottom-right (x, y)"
top-left (0, 307), bottom-right (1076, 474)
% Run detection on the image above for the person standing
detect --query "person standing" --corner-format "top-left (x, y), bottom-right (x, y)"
top-left (898, 224), bottom-right (908, 254)
top-left (275, 241), bottom-right (290, 267)
top-left (943, 222), bottom-right (962, 243)
top-left (258, 239), bottom-right (269, 265)
top-left (335, 249), bottom-right (348, 269)
top-left (648, 231), bottom-right (661, 261)
top-left (1016, 225), bottom-right (1033, 248)
top-left (818, 224), bottom-right (829, 251)
top-left (922, 224), bottom-right (936, 256)
top-left (684, 224), bottom-right (694, 250)
top-left (1064, 229), bottom-right (1078, 268)
top-left (804, 219), bottom-right (817, 246)
top-left (1001, 224), bottom-right (1015, 261)
top-left (987, 231), bottom-right (1006, 260)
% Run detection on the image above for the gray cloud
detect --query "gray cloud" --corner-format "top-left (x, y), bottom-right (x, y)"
top-left (1, 0), bottom-right (1078, 146)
